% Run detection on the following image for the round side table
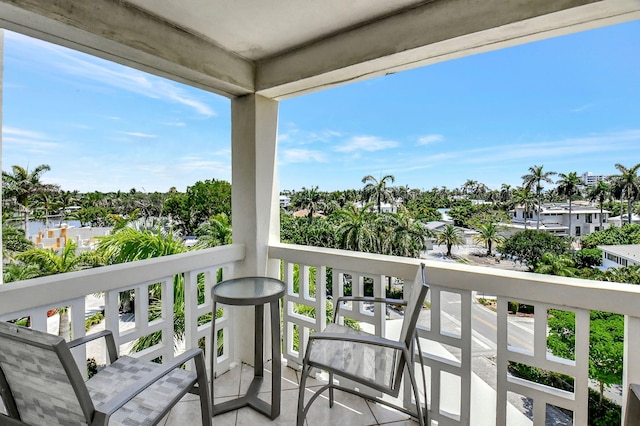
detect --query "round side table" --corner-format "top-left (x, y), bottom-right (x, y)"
top-left (211, 276), bottom-right (285, 420)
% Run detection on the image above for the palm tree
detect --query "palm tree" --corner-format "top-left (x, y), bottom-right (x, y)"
top-left (436, 224), bottom-right (463, 257)
top-left (2, 164), bottom-right (59, 235)
top-left (361, 174), bottom-right (395, 213)
top-left (335, 202), bottom-right (378, 252)
top-left (556, 172), bottom-right (583, 238)
top-left (534, 253), bottom-right (577, 277)
top-left (499, 184), bottom-right (513, 204)
top-left (96, 228), bottom-right (191, 351)
top-left (522, 165), bottom-right (556, 230)
top-left (295, 186), bottom-right (324, 223)
top-left (473, 222), bottom-right (504, 256)
top-left (17, 240), bottom-right (94, 340)
top-left (587, 180), bottom-right (611, 230)
top-left (511, 186), bottom-right (536, 230)
top-left (385, 207), bottom-right (431, 258)
top-left (613, 163), bottom-right (640, 224)
top-left (461, 179), bottom-right (477, 198)
top-left (194, 213), bottom-right (233, 248)
top-left (56, 190), bottom-right (79, 226)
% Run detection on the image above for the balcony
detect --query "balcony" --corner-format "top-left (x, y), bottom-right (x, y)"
top-left (2, 243), bottom-right (640, 425)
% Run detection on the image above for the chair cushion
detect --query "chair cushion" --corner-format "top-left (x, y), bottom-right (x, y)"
top-left (307, 323), bottom-right (400, 390)
top-left (86, 356), bottom-right (197, 426)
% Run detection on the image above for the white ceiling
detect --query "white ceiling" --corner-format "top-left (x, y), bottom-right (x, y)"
top-left (126, 0), bottom-right (428, 61)
top-left (0, 0), bottom-right (638, 99)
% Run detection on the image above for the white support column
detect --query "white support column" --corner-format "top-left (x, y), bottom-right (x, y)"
top-left (623, 315), bottom-right (640, 423)
top-left (0, 29), bottom-right (4, 282)
top-left (231, 93), bottom-right (280, 363)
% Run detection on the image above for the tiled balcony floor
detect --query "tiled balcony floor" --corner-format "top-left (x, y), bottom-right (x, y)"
top-left (164, 361), bottom-right (418, 426)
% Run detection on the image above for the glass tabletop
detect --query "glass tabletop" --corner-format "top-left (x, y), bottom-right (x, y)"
top-left (212, 276), bottom-right (285, 306)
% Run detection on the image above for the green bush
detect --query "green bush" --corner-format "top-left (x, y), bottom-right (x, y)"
top-left (508, 362), bottom-right (621, 425)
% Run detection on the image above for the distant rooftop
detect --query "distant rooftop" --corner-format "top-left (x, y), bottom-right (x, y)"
top-left (598, 245), bottom-right (640, 263)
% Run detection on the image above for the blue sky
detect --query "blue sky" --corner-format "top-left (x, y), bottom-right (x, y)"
top-left (2, 20), bottom-right (640, 194)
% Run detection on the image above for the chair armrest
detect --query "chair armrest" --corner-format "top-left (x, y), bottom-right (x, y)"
top-left (308, 331), bottom-right (405, 352)
top-left (68, 330), bottom-right (118, 363)
top-left (334, 296), bottom-right (407, 322)
top-left (94, 348), bottom-right (205, 420)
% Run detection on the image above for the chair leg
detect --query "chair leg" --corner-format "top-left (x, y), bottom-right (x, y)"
top-left (329, 371), bottom-right (334, 408)
top-left (193, 352), bottom-right (212, 426)
top-left (406, 363), bottom-right (425, 426)
top-left (297, 364), bottom-right (311, 426)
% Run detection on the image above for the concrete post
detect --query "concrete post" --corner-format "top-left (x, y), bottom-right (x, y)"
top-left (0, 29), bottom-right (4, 284)
top-left (230, 94), bottom-right (280, 363)
top-left (623, 315), bottom-right (640, 423)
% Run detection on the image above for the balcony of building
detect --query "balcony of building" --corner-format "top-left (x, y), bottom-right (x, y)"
top-left (2, 1), bottom-right (640, 425)
top-left (2, 243), bottom-right (640, 425)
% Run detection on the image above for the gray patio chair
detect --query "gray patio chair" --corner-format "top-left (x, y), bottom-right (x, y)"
top-left (0, 322), bottom-right (211, 426)
top-left (297, 263), bottom-right (430, 426)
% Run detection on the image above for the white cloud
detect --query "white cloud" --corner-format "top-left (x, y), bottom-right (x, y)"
top-left (281, 149), bottom-right (327, 164)
top-left (334, 135), bottom-right (399, 153)
top-left (122, 132), bottom-right (158, 138)
top-left (8, 31), bottom-right (216, 117)
top-left (417, 134), bottom-right (445, 145)
top-left (3, 127), bottom-right (46, 139)
top-left (2, 126), bottom-right (60, 152)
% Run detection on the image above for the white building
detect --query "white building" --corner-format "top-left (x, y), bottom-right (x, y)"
top-left (599, 245), bottom-right (640, 269)
top-left (354, 201), bottom-right (397, 214)
top-left (509, 202), bottom-right (610, 237)
top-left (581, 172), bottom-right (610, 187)
top-left (279, 195), bottom-right (291, 209)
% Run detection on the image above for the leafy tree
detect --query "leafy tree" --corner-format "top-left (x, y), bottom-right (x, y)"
top-left (162, 179), bottom-right (232, 234)
top-left (556, 172), bottom-right (583, 237)
top-left (361, 174), bottom-right (395, 214)
top-left (598, 265), bottom-right (640, 285)
top-left (612, 163), bottom-right (640, 224)
top-left (500, 230), bottom-right (569, 270)
top-left (547, 309), bottom-right (623, 400)
top-left (522, 165), bottom-right (556, 230)
top-left (572, 248), bottom-right (602, 269)
top-left (68, 206), bottom-right (113, 227)
top-left (436, 224), bottom-right (463, 257)
top-left (448, 200), bottom-right (508, 229)
top-left (2, 225), bottom-right (34, 261)
top-left (581, 224), bottom-right (640, 249)
top-left (587, 181), bottom-right (611, 230)
top-left (3, 263), bottom-right (41, 283)
top-left (473, 222), bottom-right (504, 256)
top-left (2, 164), bottom-right (59, 234)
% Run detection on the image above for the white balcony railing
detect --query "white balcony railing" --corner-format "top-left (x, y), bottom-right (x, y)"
top-left (2, 242), bottom-right (640, 425)
top-left (0, 244), bottom-right (245, 375)
top-left (270, 243), bottom-right (640, 426)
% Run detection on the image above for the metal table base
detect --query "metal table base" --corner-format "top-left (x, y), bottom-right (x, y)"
top-left (211, 277), bottom-right (284, 420)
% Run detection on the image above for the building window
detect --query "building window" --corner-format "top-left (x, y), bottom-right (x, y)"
top-left (575, 226), bottom-right (581, 236)
top-left (585, 214), bottom-right (592, 224)
top-left (576, 214), bottom-right (580, 219)
top-left (595, 226), bottom-right (600, 232)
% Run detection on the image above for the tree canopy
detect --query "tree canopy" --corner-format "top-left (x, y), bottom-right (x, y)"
top-left (500, 230), bottom-right (569, 270)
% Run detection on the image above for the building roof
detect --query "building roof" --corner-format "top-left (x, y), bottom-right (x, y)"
top-left (598, 245), bottom-right (640, 262)
top-left (513, 203), bottom-right (609, 215)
